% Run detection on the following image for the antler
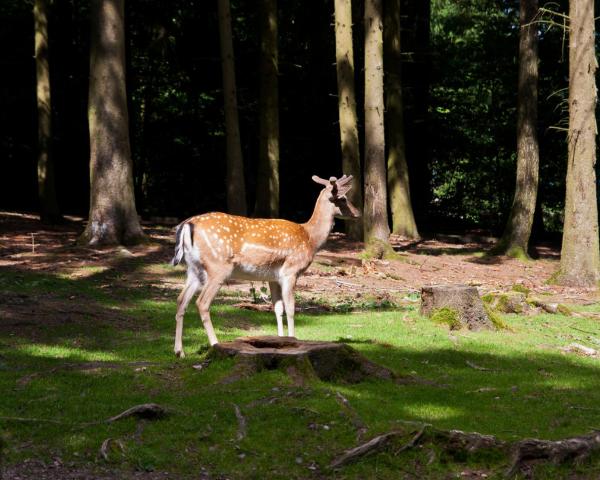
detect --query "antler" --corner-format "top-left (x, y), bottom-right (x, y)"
top-left (312, 174), bottom-right (354, 197)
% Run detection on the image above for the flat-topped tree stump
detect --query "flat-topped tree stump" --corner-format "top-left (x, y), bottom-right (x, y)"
top-left (208, 336), bottom-right (396, 384)
top-left (421, 284), bottom-right (495, 331)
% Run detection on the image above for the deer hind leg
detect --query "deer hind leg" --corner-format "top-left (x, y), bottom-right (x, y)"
top-left (269, 281), bottom-right (284, 336)
top-left (195, 269), bottom-right (231, 346)
top-left (174, 268), bottom-right (204, 358)
top-left (280, 276), bottom-right (297, 338)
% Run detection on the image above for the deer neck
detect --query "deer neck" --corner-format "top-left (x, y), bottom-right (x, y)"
top-left (302, 191), bottom-right (335, 253)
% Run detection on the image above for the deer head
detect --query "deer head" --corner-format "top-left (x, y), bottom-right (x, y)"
top-left (311, 174), bottom-right (361, 219)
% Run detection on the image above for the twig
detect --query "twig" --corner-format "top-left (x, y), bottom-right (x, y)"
top-left (106, 403), bottom-right (168, 423)
top-left (568, 324), bottom-right (597, 335)
top-left (233, 403), bottom-right (247, 441)
top-left (0, 416), bottom-right (66, 424)
top-left (330, 431), bottom-right (403, 468)
top-left (394, 425), bottom-right (426, 455)
top-left (466, 360), bottom-right (498, 372)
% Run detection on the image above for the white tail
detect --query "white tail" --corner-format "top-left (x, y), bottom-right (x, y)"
top-left (172, 174), bottom-right (360, 356)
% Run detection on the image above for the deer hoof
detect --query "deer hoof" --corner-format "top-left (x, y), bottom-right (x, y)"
top-left (175, 349), bottom-right (185, 358)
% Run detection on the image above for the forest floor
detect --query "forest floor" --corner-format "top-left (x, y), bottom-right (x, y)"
top-left (1, 211), bottom-right (600, 479)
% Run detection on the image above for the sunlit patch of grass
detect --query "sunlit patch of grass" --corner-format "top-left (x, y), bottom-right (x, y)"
top-left (17, 344), bottom-right (121, 362)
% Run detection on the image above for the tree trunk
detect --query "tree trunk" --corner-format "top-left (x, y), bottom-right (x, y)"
top-left (218, 0), bottom-right (247, 216)
top-left (384, 0), bottom-right (419, 239)
top-left (79, 0), bottom-right (145, 246)
top-left (494, 0), bottom-right (539, 259)
top-left (334, 0), bottom-right (363, 241)
top-left (557, 0), bottom-right (600, 286)
top-left (254, 0), bottom-right (279, 218)
top-left (363, 0), bottom-right (392, 258)
top-left (34, 0), bottom-right (62, 224)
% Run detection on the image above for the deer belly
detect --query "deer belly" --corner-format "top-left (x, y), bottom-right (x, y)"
top-left (231, 263), bottom-right (281, 282)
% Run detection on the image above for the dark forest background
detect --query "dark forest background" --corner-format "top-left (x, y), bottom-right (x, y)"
top-left (0, 0), bottom-right (594, 233)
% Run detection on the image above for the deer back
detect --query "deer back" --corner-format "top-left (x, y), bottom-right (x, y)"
top-left (187, 212), bottom-right (314, 279)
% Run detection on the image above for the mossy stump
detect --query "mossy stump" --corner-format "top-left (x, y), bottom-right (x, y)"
top-left (421, 285), bottom-right (495, 331)
top-left (208, 336), bottom-right (396, 384)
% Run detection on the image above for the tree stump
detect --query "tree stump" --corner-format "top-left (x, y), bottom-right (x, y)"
top-left (208, 336), bottom-right (396, 384)
top-left (421, 285), bottom-right (494, 331)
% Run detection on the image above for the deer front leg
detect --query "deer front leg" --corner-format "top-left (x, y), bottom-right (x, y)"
top-left (280, 276), bottom-right (297, 338)
top-left (174, 275), bottom-right (202, 358)
top-left (269, 281), bottom-right (285, 336)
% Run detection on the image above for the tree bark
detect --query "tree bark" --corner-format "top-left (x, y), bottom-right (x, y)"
top-left (218, 0), bottom-right (247, 216)
top-left (494, 0), bottom-right (539, 259)
top-left (254, 0), bottom-right (279, 218)
top-left (79, 0), bottom-right (145, 246)
top-left (34, 0), bottom-right (62, 224)
top-left (384, 0), bottom-right (419, 239)
top-left (557, 0), bottom-right (600, 286)
top-left (334, 0), bottom-right (363, 241)
top-left (363, 0), bottom-right (392, 258)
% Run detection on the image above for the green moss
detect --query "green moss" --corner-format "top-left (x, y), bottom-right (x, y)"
top-left (430, 307), bottom-right (462, 330)
top-left (481, 293), bottom-right (494, 303)
top-left (362, 238), bottom-right (400, 260)
top-left (505, 246), bottom-right (530, 261)
top-left (484, 304), bottom-right (508, 330)
top-left (511, 284), bottom-right (531, 296)
top-left (545, 270), bottom-right (561, 285)
top-left (557, 304), bottom-right (573, 316)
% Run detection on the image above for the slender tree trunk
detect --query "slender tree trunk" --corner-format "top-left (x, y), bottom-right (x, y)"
top-left (79, 0), bottom-right (145, 246)
top-left (384, 0), bottom-right (419, 239)
top-left (34, 0), bottom-right (61, 224)
top-left (218, 0), bottom-right (247, 216)
top-left (255, 0), bottom-right (279, 218)
top-left (557, 0), bottom-right (600, 286)
top-left (334, 0), bottom-right (363, 241)
top-left (494, 0), bottom-right (539, 259)
top-left (364, 0), bottom-right (392, 258)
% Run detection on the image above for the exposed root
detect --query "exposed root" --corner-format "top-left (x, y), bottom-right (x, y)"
top-left (330, 423), bottom-right (600, 476)
top-left (506, 432), bottom-right (600, 477)
top-left (330, 430), bottom-right (403, 468)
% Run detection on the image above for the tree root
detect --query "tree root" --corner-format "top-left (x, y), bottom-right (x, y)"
top-left (330, 422), bottom-right (600, 477)
top-left (506, 432), bottom-right (600, 477)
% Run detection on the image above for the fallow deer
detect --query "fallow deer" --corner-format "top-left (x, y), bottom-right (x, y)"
top-left (170, 174), bottom-right (360, 356)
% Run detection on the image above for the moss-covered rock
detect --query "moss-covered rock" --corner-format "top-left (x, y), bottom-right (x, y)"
top-left (484, 292), bottom-right (531, 314)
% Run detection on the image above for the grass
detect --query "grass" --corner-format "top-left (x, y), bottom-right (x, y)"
top-left (2, 265), bottom-right (600, 478)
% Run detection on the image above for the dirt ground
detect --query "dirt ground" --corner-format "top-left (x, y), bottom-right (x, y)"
top-left (0, 210), bottom-right (597, 309)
